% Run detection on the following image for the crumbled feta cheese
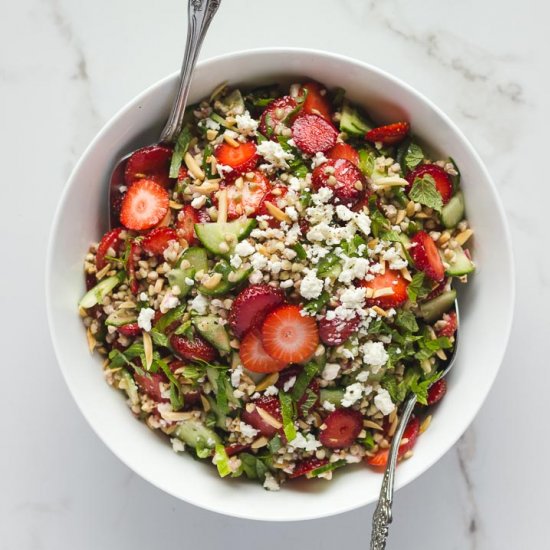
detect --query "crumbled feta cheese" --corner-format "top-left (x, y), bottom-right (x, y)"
top-left (216, 163), bottom-right (233, 176)
top-left (264, 385), bottom-right (279, 396)
top-left (171, 438), bottom-right (185, 453)
top-left (355, 211), bottom-right (372, 236)
top-left (285, 206), bottom-right (298, 221)
top-left (229, 254), bottom-right (243, 269)
top-left (312, 187), bottom-right (333, 205)
top-left (279, 279), bottom-right (294, 289)
top-left (250, 252), bottom-right (268, 270)
top-left (311, 151), bottom-right (328, 168)
top-left (322, 363), bottom-right (340, 381)
top-left (160, 291), bottom-right (179, 314)
top-left (184, 277), bottom-right (195, 286)
top-left (342, 382), bottom-right (364, 407)
top-left (361, 341), bottom-right (388, 372)
top-left (283, 376), bottom-right (296, 392)
top-left (191, 195), bottom-right (207, 209)
top-left (139, 292), bottom-right (148, 302)
top-left (240, 421), bottom-right (259, 439)
top-left (137, 308), bottom-right (155, 332)
top-left (323, 400), bottom-right (336, 412)
top-left (299, 269), bottom-right (324, 299)
top-left (340, 287), bottom-right (367, 310)
top-left (374, 388), bottom-right (395, 416)
top-left (249, 271), bottom-right (263, 284)
top-left (289, 432), bottom-right (322, 452)
top-left (338, 256), bottom-right (370, 284)
top-left (235, 111), bottom-right (259, 136)
top-left (256, 140), bottom-right (294, 169)
top-left (356, 370), bottom-right (369, 382)
top-left (234, 240), bottom-right (255, 257)
top-left (382, 246), bottom-right (408, 270)
top-left (204, 118), bottom-right (220, 130)
top-left (263, 472), bottom-right (280, 491)
top-left (190, 293), bottom-right (209, 315)
top-left (163, 240), bottom-right (180, 262)
top-left (230, 364), bottom-right (243, 388)
top-left (335, 204), bottom-right (354, 221)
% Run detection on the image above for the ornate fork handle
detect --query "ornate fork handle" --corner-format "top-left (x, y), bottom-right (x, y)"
top-left (370, 393), bottom-right (417, 550)
top-left (160, 0), bottom-right (222, 143)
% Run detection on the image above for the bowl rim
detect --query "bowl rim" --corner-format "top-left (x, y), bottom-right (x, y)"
top-left (46, 47), bottom-right (515, 521)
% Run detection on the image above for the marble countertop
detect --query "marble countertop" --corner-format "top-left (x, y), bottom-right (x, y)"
top-left (2, 0), bottom-right (548, 548)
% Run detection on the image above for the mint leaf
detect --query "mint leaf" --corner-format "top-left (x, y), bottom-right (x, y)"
top-left (279, 392), bottom-right (297, 442)
top-left (169, 126), bottom-right (192, 178)
top-left (404, 143), bottom-right (424, 171)
top-left (363, 431), bottom-right (375, 450)
top-left (239, 453), bottom-right (268, 481)
top-left (410, 370), bottom-right (442, 405)
top-left (409, 174), bottom-right (443, 213)
top-left (291, 362), bottom-right (320, 401)
top-left (150, 328), bottom-right (169, 348)
top-left (303, 291), bottom-right (330, 315)
top-left (267, 435), bottom-right (282, 454)
top-left (396, 310), bottom-right (419, 333)
top-left (407, 272), bottom-right (425, 302)
top-left (309, 459), bottom-right (346, 478)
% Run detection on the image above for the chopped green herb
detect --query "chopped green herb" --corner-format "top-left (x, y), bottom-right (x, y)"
top-left (309, 459), bottom-right (346, 477)
top-left (169, 126), bottom-right (192, 179)
top-left (279, 392), bottom-right (297, 442)
top-left (363, 431), bottom-right (376, 450)
top-left (213, 444), bottom-right (232, 478)
top-left (396, 310), bottom-right (419, 333)
top-left (155, 304), bottom-right (186, 333)
top-left (303, 291), bottom-right (330, 315)
top-left (150, 328), bottom-right (169, 348)
top-left (404, 143), bottom-right (424, 171)
top-left (291, 362), bottom-right (320, 401)
top-left (292, 243), bottom-right (307, 260)
top-left (406, 272), bottom-right (430, 302)
top-left (268, 435), bottom-right (282, 454)
top-left (409, 174), bottom-right (443, 213)
top-left (239, 453), bottom-right (269, 481)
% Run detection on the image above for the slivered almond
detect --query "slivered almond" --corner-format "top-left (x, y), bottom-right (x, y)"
top-left (406, 201), bottom-right (416, 217)
top-left (388, 415), bottom-right (399, 437)
top-left (143, 331), bottom-right (153, 370)
top-left (255, 372), bottom-right (280, 392)
top-left (184, 152), bottom-right (205, 180)
top-left (169, 200), bottom-right (183, 210)
top-left (95, 263), bottom-right (111, 281)
top-left (455, 229), bottom-right (473, 246)
top-left (160, 410), bottom-right (196, 422)
top-left (372, 305), bottom-right (387, 317)
top-left (436, 349), bottom-right (447, 361)
top-left (395, 209), bottom-right (406, 224)
top-left (79, 306), bottom-right (87, 318)
top-left (264, 201), bottom-right (291, 223)
top-left (251, 436), bottom-right (269, 449)
top-left (364, 287), bottom-right (374, 299)
top-left (399, 438), bottom-right (410, 447)
top-left (373, 287), bottom-right (394, 299)
top-left (223, 133), bottom-right (240, 148)
top-left (256, 407), bottom-right (283, 429)
top-left (420, 415), bottom-right (432, 434)
top-left (86, 328), bottom-right (96, 353)
top-left (200, 394), bottom-right (211, 412)
top-left (217, 189), bottom-right (228, 223)
top-left (202, 272), bottom-right (223, 289)
top-left (363, 420), bottom-right (384, 431)
top-left (372, 176), bottom-right (409, 188)
top-left (379, 259), bottom-right (386, 274)
top-left (206, 129), bottom-right (218, 141)
top-left (118, 301), bottom-right (138, 309)
top-left (400, 267), bottom-right (412, 281)
top-left (210, 157), bottom-right (218, 175)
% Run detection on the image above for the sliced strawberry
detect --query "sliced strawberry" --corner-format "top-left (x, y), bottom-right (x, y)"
top-left (299, 81), bottom-right (332, 120)
top-left (118, 322), bottom-right (141, 337)
top-left (229, 284), bottom-right (286, 338)
top-left (261, 305), bottom-right (319, 364)
top-left (259, 96), bottom-right (297, 138)
top-left (410, 231), bottom-right (445, 282)
top-left (195, 207), bottom-right (211, 223)
top-left (170, 334), bottom-right (217, 362)
top-left (365, 122), bottom-right (410, 145)
top-left (119, 179), bottom-right (169, 231)
top-left (426, 278), bottom-right (449, 301)
top-left (291, 113), bottom-right (338, 155)
top-left (276, 366), bottom-right (320, 416)
top-left (436, 311), bottom-right (457, 338)
top-left (127, 240), bottom-right (142, 294)
top-left (319, 408), bottom-right (363, 449)
top-left (142, 227), bottom-right (178, 256)
top-left (96, 228), bottom-right (123, 271)
top-left (326, 143), bottom-right (360, 166)
top-left (241, 395), bottom-right (282, 438)
top-left (361, 269), bottom-right (409, 309)
top-left (318, 314), bottom-right (361, 346)
top-left (258, 186), bottom-right (289, 225)
top-left (219, 171), bottom-right (270, 220)
top-left (239, 329), bottom-right (287, 373)
top-left (427, 378), bottom-right (447, 405)
top-left (366, 416), bottom-right (420, 467)
top-left (134, 371), bottom-right (168, 402)
top-left (406, 164), bottom-right (453, 204)
top-left (177, 166), bottom-right (189, 183)
top-left (214, 141), bottom-right (258, 175)
top-left (124, 145), bottom-right (173, 187)
top-left (225, 443), bottom-right (251, 457)
top-left (290, 456), bottom-right (329, 479)
top-left (175, 205), bottom-right (199, 246)
top-left (312, 158), bottom-right (366, 207)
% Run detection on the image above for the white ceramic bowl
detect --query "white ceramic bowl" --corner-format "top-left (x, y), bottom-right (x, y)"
top-left (46, 48), bottom-right (514, 521)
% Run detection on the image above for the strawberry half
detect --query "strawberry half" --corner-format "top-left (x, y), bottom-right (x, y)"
top-left (170, 334), bottom-right (217, 362)
top-left (229, 284), bottom-right (286, 338)
top-left (326, 143), bottom-right (360, 166)
top-left (219, 171), bottom-right (270, 219)
top-left (241, 395), bottom-right (283, 438)
top-left (312, 158), bottom-right (366, 207)
top-left (215, 140), bottom-right (258, 174)
top-left (319, 409), bottom-right (363, 449)
top-left (134, 371), bottom-right (168, 402)
top-left (291, 113), bottom-right (338, 155)
top-left (410, 231), bottom-right (445, 282)
top-left (124, 145), bottom-right (173, 187)
top-left (258, 185), bottom-right (289, 226)
top-left (365, 122), bottom-right (410, 145)
top-left (261, 305), bottom-right (319, 364)
top-left (427, 378), bottom-right (447, 405)
top-left (406, 164), bottom-right (453, 204)
top-left (366, 416), bottom-right (420, 467)
top-left (176, 205), bottom-right (199, 245)
top-left (119, 179), bottom-right (169, 231)
top-left (290, 456), bottom-right (329, 479)
top-left (96, 227), bottom-right (123, 271)
top-left (225, 443), bottom-right (251, 457)
top-left (118, 322), bottom-right (141, 337)
top-left (259, 96), bottom-right (297, 138)
top-left (361, 269), bottom-right (409, 309)
top-left (239, 329), bottom-right (288, 373)
top-left (318, 314), bottom-right (361, 346)
top-left (142, 227), bottom-right (178, 256)
top-left (436, 311), bottom-right (457, 338)
top-left (299, 81), bottom-right (332, 120)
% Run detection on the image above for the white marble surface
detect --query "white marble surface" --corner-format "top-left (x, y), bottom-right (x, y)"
top-left (2, 0), bottom-right (549, 548)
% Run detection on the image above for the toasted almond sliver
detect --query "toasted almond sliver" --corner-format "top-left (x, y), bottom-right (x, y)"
top-left (255, 372), bottom-right (280, 392)
top-left (161, 410), bottom-right (196, 422)
top-left (118, 301), bottom-right (137, 309)
top-left (251, 436), bottom-right (269, 449)
top-left (420, 415), bottom-right (432, 434)
top-left (264, 201), bottom-right (291, 223)
top-left (245, 403), bottom-right (256, 414)
top-left (372, 305), bottom-right (387, 317)
top-left (367, 238), bottom-right (379, 250)
top-left (399, 438), bottom-right (410, 447)
top-left (363, 420), bottom-right (384, 431)
top-left (202, 272), bottom-right (223, 290)
top-left (143, 331), bottom-right (153, 371)
top-left (395, 209), bottom-right (406, 225)
top-left (364, 287), bottom-right (374, 299)
top-left (217, 189), bottom-right (228, 223)
top-left (436, 349), bottom-right (447, 361)
top-left (79, 306), bottom-right (87, 318)
top-left (372, 176), bottom-right (409, 188)
top-left (169, 200), bottom-right (183, 210)
top-left (223, 133), bottom-right (240, 148)
top-left (184, 152), bottom-right (205, 180)
top-left (373, 287), bottom-right (394, 299)
top-left (206, 129), bottom-right (218, 141)
top-left (95, 263), bottom-right (111, 281)
top-left (200, 394), bottom-right (211, 412)
top-left (257, 407), bottom-right (283, 429)
top-left (388, 415), bottom-right (399, 437)
top-left (400, 267), bottom-right (413, 282)
top-left (86, 328), bottom-right (96, 354)
top-left (455, 229), bottom-right (473, 246)
top-left (379, 259), bottom-right (386, 275)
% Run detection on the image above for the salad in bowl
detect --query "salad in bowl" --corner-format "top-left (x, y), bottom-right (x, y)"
top-left (79, 80), bottom-right (474, 491)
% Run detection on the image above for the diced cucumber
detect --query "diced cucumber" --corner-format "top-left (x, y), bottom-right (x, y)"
top-left (195, 219), bottom-right (256, 256)
top-left (441, 191), bottom-right (465, 229)
top-left (174, 419), bottom-right (221, 449)
top-left (105, 309), bottom-right (137, 327)
top-left (319, 388), bottom-right (344, 407)
top-left (206, 366), bottom-right (240, 407)
top-left (214, 89), bottom-right (245, 116)
top-left (192, 315), bottom-right (231, 353)
top-left (444, 247), bottom-right (475, 276)
top-left (340, 101), bottom-right (374, 136)
top-left (419, 290), bottom-right (456, 322)
top-left (396, 233), bottom-right (413, 263)
top-left (206, 395), bottom-right (228, 430)
top-left (167, 267), bottom-right (196, 296)
top-left (197, 260), bottom-right (252, 296)
top-left (79, 271), bottom-right (125, 309)
top-left (317, 253), bottom-right (342, 280)
top-left (120, 369), bottom-right (139, 406)
top-left (178, 246), bottom-right (209, 272)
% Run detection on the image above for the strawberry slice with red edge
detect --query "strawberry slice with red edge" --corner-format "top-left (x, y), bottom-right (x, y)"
top-left (361, 269), bottom-right (409, 309)
top-left (134, 371), bottom-right (168, 402)
top-left (261, 305), bottom-right (319, 364)
top-left (259, 96), bottom-right (297, 138)
top-left (142, 227), bottom-right (178, 256)
top-left (290, 456), bottom-right (329, 479)
top-left (427, 378), bottom-right (447, 405)
top-left (124, 145), bottom-right (173, 187)
top-left (326, 143), bottom-right (360, 166)
top-left (118, 322), bottom-right (141, 337)
top-left (299, 81), bottom-right (332, 120)
top-left (214, 141), bottom-right (258, 175)
top-left (96, 227), bottom-right (123, 271)
top-left (319, 408), bottom-right (363, 449)
top-left (312, 158), bottom-right (366, 207)
top-left (176, 205), bottom-right (199, 245)
top-left (239, 329), bottom-right (288, 373)
top-left (365, 122), bottom-right (410, 145)
top-left (436, 311), bottom-right (457, 338)
top-left (170, 334), bottom-right (217, 362)
top-left (241, 395), bottom-right (283, 438)
top-left (225, 443), bottom-right (251, 457)
top-left (410, 231), bottom-right (445, 282)
top-left (426, 278), bottom-right (449, 301)
top-left (291, 113), bottom-right (339, 155)
top-left (366, 416), bottom-right (420, 467)
top-left (119, 179), bottom-right (169, 231)
top-left (229, 284), bottom-right (286, 338)
top-left (318, 314), bottom-right (361, 346)
top-left (406, 164), bottom-right (453, 204)
top-left (218, 171), bottom-right (270, 220)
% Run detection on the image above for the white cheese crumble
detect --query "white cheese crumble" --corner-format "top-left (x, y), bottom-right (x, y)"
top-left (323, 400), bottom-right (336, 411)
top-left (279, 279), bottom-right (294, 289)
top-left (249, 271), bottom-right (263, 284)
top-left (160, 291), bottom-right (179, 314)
top-left (191, 195), bottom-right (207, 209)
top-left (361, 341), bottom-right (389, 373)
top-left (230, 364), bottom-right (243, 388)
top-left (264, 385), bottom-right (279, 396)
top-left (340, 287), bottom-right (367, 310)
top-left (235, 111), bottom-right (259, 136)
top-left (341, 382), bottom-right (364, 407)
top-left (356, 370), bottom-right (370, 382)
top-left (263, 472), bottom-right (280, 491)
top-left (229, 254), bottom-right (243, 269)
top-left (311, 187), bottom-right (334, 205)
top-left (240, 421), bottom-right (259, 439)
top-left (299, 269), bottom-right (324, 299)
top-left (137, 308), bottom-right (155, 332)
top-left (204, 118), bottom-right (220, 130)
top-left (382, 246), bottom-right (408, 270)
top-left (374, 388), bottom-right (395, 416)
top-left (234, 240), bottom-right (255, 257)
top-left (289, 432), bottom-right (322, 452)
top-left (190, 293), bottom-right (209, 315)
top-left (171, 438), bottom-right (185, 453)
top-left (283, 376), bottom-right (296, 392)
top-left (256, 140), bottom-right (294, 170)
top-left (139, 292), bottom-right (148, 302)
top-left (335, 204), bottom-right (354, 221)
top-left (311, 151), bottom-right (328, 168)
top-left (322, 363), bottom-right (341, 381)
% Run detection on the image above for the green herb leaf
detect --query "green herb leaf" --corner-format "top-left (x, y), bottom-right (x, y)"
top-left (279, 392), bottom-right (297, 442)
top-left (150, 328), bottom-right (169, 348)
top-left (169, 381), bottom-right (185, 411)
top-left (379, 229), bottom-right (401, 243)
top-left (239, 453), bottom-right (269, 481)
top-left (396, 310), bottom-right (419, 333)
top-left (155, 304), bottom-right (186, 333)
top-left (173, 319), bottom-right (193, 337)
top-left (291, 362), bottom-right (320, 401)
top-left (409, 370), bottom-right (443, 405)
top-left (169, 126), bottom-right (192, 179)
top-left (309, 459), bottom-right (347, 478)
top-left (406, 272), bottom-right (430, 302)
top-left (404, 143), bottom-right (424, 171)
top-left (369, 196), bottom-right (391, 238)
top-left (213, 444), bottom-right (232, 478)
top-left (292, 243), bottom-right (307, 261)
top-left (409, 174), bottom-right (443, 213)
top-left (301, 388), bottom-right (318, 416)
top-left (303, 291), bottom-right (330, 315)
top-left (358, 148), bottom-right (376, 177)
top-left (363, 431), bottom-right (375, 450)
top-left (268, 435), bottom-right (282, 454)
